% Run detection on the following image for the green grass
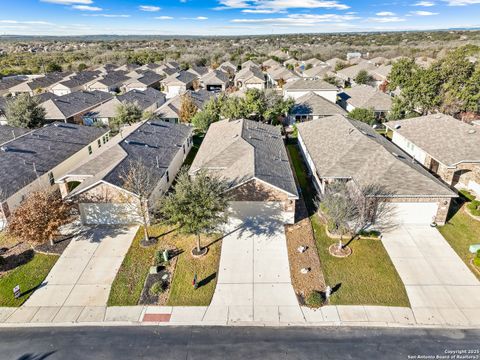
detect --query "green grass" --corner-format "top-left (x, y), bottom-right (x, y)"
top-left (0, 253), bottom-right (59, 307)
top-left (286, 143), bottom-right (316, 213)
top-left (108, 226), bottom-right (158, 306)
top-left (108, 224), bottom-right (221, 306)
top-left (184, 134), bottom-right (204, 168)
top-left (438, 202), bottom-right (480, 280)
top-left (311, 215), bottom-right (410, 306)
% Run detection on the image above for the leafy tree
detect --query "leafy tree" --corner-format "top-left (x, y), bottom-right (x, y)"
top-left (112, 102), bottom-right (142, 128)
top-left (192, 110), bottom-right (215, 133)
top-left (323, 74), bottom-right (340, 87)
top-left (354, 70), bottom-right (373, 85)
top-left (45, 62), bottom-right (62, 73)
top-left (77, 63), bottom-right (88, 72)
top-left (7, 189), bottom-right (72, 246)
top-left (335, 61), bottom-right (348, 71)
top-left (179, 93), bottom-right (198, 123)
top-left (6, 94), bottom-right (46, 129)
top-left (158, 170), bottom-right (229, 255)
top-left (387, 58), bottom-right (418, 91)
top-left (348, 108), bottom-right (376, 125)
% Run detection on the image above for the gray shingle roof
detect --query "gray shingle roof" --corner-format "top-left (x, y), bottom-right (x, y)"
top-left (297, 115), bottom-right (455, 198)
top-left (154, 90), bottom-right (214, 119)
top-left (284, 78), bottom-right (338, 91)
top-left (163, 70), bottom-right (198, 86)
top-left (291, 92), bottom-right (346, 117)
top-left (385, 114), bottom-right (480, 166)
top-left (58, 71), bottom-right (101, 89)
top-left (190, 119), bottom-right (298, 198)
top-left (43, 90), bottom-right (113, 120)
top-left (0, 125), bottom-right (29, 145)
top-left (340, 85), bottom-right (392, 111)
top-left (68, 120), bottom-right (192, 197)
top-left (0, 122), bottom-right (107, 201)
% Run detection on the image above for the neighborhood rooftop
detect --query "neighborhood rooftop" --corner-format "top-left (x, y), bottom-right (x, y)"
top-left (386, 114), bottom-right (480, 166)
top-left (189, 118), bottom-right (298, 198)
top-left (297, 115), bottom-right (455, 198)
top-left (0, 123), bottom-right (107, 201)
top-left (292, 92), bottom-right (347, 117)
top-left (284, 78), bottom-right (338, 91)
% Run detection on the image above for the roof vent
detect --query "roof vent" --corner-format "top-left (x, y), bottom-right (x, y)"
top-left (468, 129), bottom-right (476, 134)
top-left (394, 124), bottom-right (401, 130)
top-left (1, 146), bottom-right (10, 152)
top-left (434, 114), bottom-right (442, 119)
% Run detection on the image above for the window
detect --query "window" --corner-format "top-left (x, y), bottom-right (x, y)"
top-left (48, 172), bottom-right (55, 186)
top-left (166, 171), bottom-right (170, 183)
top-left (88, 145), bottom-right (92, 155)
top-left (97, 139), bottom-right (101, 148)
top-left (183, 144), bottom-right (185, 154)
top-left (102, 136), bottom-right (106, 145)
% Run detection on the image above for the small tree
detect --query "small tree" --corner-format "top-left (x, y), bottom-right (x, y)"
top-left (323, 75), bottom-right (340, 87)
top-left (6, 94), bottom-right (46, 129)
top-left (7, 189), bottom-right (72, 247)
top-left (111, 102), bottom-right (142, 129)
top-left (119, 161), bottom-right (156, 245)
top-left (158, 170), bottom-right (229, 255)
top-left (179, 93), bottom-right (198, 123)
top-left (45, 62), bottom-right (62, 73)
top-left (348, 108), bottom-right (376, 125)
top-left (355, 70), bottom-right (373, 85)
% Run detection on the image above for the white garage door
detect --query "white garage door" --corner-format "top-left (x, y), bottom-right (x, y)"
top-left (79, 203), bottom-right (140, 225)
top-left (392, 202), bottom-right (438, 225)
top-left (229, 201), bottom-right (293, 225)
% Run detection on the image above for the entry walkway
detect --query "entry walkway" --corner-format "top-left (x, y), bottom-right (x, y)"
top-left (382, 225), bottom-right (480, 326)
top-left (22, 226), bottom-right (137, 322)
top-left (209, 202), bottom-right (301, 323)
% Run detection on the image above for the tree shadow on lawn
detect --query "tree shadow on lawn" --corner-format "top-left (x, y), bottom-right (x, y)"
top-left (0, 249), bottom-right (34, 272)
top-left (18, 281), bottom-right (48, 299)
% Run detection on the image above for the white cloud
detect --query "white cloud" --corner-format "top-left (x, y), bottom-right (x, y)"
top-left (410, 10), bottom-right (438, 14)
top-left (242, 8), bottom-right (285, 13)
top-left (139, 5), bottom-right (161, 12)
top-left (196, 16), bottom-right (208, 20)
top-left (41, 0), bottom-right (93, 4)
top-left (155, 16), bottom-right (174, 19)
top-left (444, 0), bottom-right (480, 4)
top-left (368, 16), bottom-right (406, 22)
top-left (414, 1), bottom-right (435, 6)
top-left (0, 20), bottom-right (54, 25)
top-left (72, 5), bottom-right (102, 11)
top-left (83, 14), bottom-right (131, 18)
top-left (216, 0), bottom-right (350, 11)
top-left (376, 11), bottom-right (396, 16)
top-left (232, 13), bottom-right (359, 26)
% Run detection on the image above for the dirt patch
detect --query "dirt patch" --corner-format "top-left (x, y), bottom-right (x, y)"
top-left (285, 200), bottom-right (326, 304)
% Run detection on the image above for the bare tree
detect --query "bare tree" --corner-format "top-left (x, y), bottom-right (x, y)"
top-left (119, 161), bottom-right (156, 245)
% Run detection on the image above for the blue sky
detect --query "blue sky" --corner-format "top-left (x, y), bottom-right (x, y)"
top-left (0, 0), bottom-right (479, 36)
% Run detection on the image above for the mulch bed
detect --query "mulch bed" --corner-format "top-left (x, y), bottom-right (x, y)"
top-left (0, 242), bottom-right (34, 276)
top-left (285, 199), bottom-right (326, 304)
top-left (35, 236), bottom-right (73, 256)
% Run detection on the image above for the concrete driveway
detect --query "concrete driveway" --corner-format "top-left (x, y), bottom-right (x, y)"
top-left (382, 225), bottom-right (480, 326)
top-left (25, 226), bottom-right (137, 308)
top-left (209, 202), bottom-right (301, 323)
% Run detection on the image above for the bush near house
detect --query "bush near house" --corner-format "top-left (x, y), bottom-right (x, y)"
top-left (459, 189), bottom-right (476, 202)
top-left (467, 200), bottom-right (480, 216)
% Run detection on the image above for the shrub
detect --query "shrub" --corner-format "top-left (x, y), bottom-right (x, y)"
top-left (358, 229), bottom-right (381, 238)
top-left (305, 291), bottom-right (323, 308)
top-left (459, 189), bottom-right (476, 202)
top-left (467, 200), bottom-right (480, 216)
top-left (154, 250), bottom-right (165, 266)
top-left (474, 255), bottom-right (480, 268)
top-left (149, 281), bottom-right (166, 297)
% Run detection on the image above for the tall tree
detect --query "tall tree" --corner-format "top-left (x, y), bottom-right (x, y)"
top-left (347, 108), bottom-right (376, 125)
top-left (179, 93), bottom-right (198, 123)
top-left (354, 70), bottom-right (373, 85)
top-left (158, 170), bottom-right (229, 256)
top-left (111, 102), bottom-right (142, 128)
top-left (6, 94), bottom-right (46, 129)
top-left (7, 189), bottom-right (72, 247)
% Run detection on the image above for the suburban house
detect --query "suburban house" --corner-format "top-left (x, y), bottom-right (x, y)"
top-left (41, 90), bottom-right (113, 123)
top-left (266, 66), bottom-right (299, 89)
top-left (122, 70), bottom-right (163, 92)
top-left (262, 58), bottom-right (281, 70)
top-left (49, 71), bottom-right (101, 96)
top-left (218, 61), bottom-right (237, 75)
top-left (338, 85), bottom-right (392, 118)
top-left (385, 114), bottom-right (480, 195)
top-left (0, 123), bottom-right (108, 229)
top-left (0, 77), bottom-right (27, 96)
top-left (297, 115), bottom-right (456, 226)
top-left (189, 119), bottom-right (299, 224)
top-left (57, 120), bottom-right (193, 225)
top-left (161, 71), bottom-right (198, 99)
top-left (369, 65), bottom-right (392, 89)
top-left (9, 72), bottom-right (72, 96)
top-left (187, 65), bottom-right (209, 78)
top-left (154, 89), bottom-right (214, 123)
top-left (200, 70), bottom-right (230, 92)
top-left (283, 78), bottom-right (338, 103)
top-left (84, 88), bottom-right (166, 126)
top-left (269, 50), bottom-right (289, 61)
top-left (234, 66), bottom-right (266, 90)
top-left (336, 61), bottom-right (376, 86)
top-left (288, 92), bottom-right (346, 124)
top-left (241, 60), bottom-right (260, 69)
top-left (86, 72), bottom-right (130, 93)
top-left (301, 65), bottom-right (332, 79)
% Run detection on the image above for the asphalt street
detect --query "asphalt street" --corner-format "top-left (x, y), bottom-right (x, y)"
top-left (0, 326), bottom-right (478, 360)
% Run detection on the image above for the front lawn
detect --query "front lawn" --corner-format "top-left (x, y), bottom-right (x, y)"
top-left (108, 224), bottom-right (221, 306)
top-left (184, 134), bottom-right (204, 168)
top-left (0, 253), bottom-right (58, 307)
top-left (311, 215), bottom-right (410, 306)
top-left (438, 201), bottom-right (480, 280)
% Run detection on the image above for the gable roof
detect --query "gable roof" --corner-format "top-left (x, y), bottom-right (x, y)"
top-left (55, 71), bottom-right (101, 90)
top-left (68, 120), bottom-right (192, 198)
top-left (235, 66), bottom-right (265, 84)
top-left (297, 115), bottom-right (455, 198)
top-left (0, 125), bottom-right (29, 145)
top-left (0, 122), bottom-right (107, 201)
top-left (201, 70), bottom-right (230, 85)
top-left (42, 90), bottom-right (113, 120)
top-left (336, 62), bottom-right (376, 81)
top-left (385, 114), bottom-right (480, 166)
top-left (284, 78), bottom-right (338, 91)
top-left (162, 70), bottom-right (198, 86)
top-left (266, 66), bottom-right (298, 82)
top-left (291, 92), bottom-right (346, 117)
top-left (189, 119), bottom-right (298, 198)
top-left (154, 90), bottom-right (214, 119)
top-left (340, 85), bottom-right (392, 111)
